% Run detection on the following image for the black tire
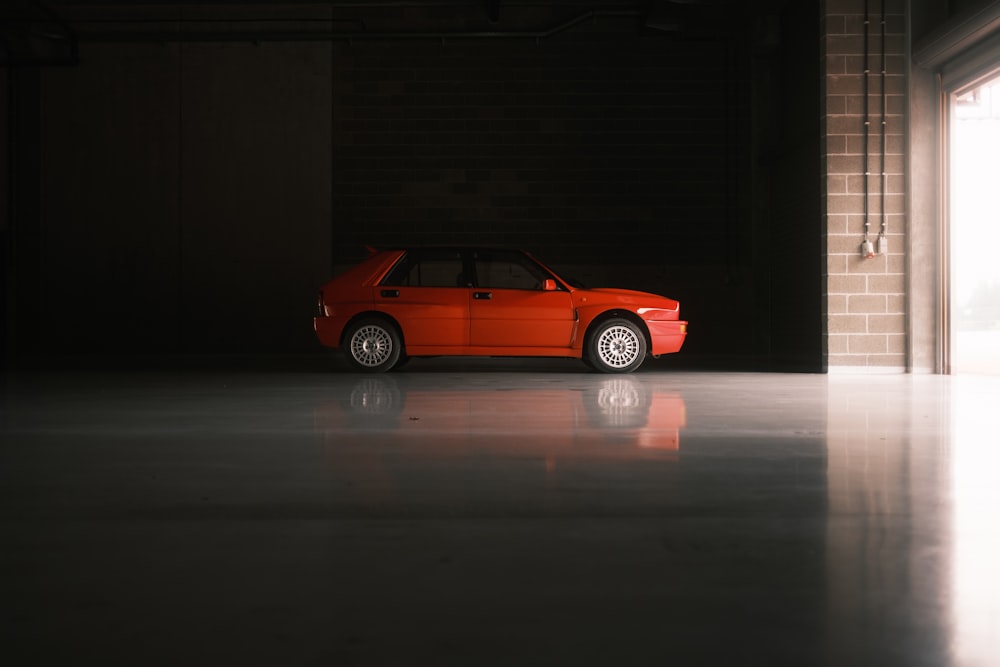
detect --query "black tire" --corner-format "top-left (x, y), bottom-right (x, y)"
top-left (343, 318), bottom-right (403, 372)
top-left (586, 318), bottom-right (647, 373)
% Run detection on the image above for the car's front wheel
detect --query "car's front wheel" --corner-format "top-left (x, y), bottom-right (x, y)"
top-left (343, 318), bottom-right (403, 372)
top-left (587, 318), bottom-right (647, 373)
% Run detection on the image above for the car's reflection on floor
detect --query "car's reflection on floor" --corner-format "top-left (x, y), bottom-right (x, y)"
top-left (314, 374), bottom-right (687, 513)
top-left (316, 374), bottom-right (686, 453)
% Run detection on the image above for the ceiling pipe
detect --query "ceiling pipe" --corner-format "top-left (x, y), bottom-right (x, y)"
top-left (75, 9), bottom-right (642, 43)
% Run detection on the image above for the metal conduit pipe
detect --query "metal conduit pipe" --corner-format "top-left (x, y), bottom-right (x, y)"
top-left (75, 9), bottom-right (642, 43)
top-left (879, 0), bottom-right (888, 255)
top-left (862, 0), bottom-right (873, 258)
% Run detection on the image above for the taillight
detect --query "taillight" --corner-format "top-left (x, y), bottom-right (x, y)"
top-left (317, 291), bottom-right (325, 317)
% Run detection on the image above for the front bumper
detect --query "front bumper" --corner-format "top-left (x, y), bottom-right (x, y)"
top-left (646, 320), bottom-right (687, 357)
top-left (314, 316), bottom-right (348, 349)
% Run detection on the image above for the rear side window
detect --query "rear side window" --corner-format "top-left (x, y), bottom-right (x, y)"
top-left (474, 250), bottom-right (548, 290)
top-left (381, 250), bottom-right (465, 288)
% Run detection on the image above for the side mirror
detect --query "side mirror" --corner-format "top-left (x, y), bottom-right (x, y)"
top-left (542, 279), bottom-right (558, 291)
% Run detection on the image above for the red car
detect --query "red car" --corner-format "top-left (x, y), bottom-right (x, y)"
top-left (314, 247), bottom-right (687, 373)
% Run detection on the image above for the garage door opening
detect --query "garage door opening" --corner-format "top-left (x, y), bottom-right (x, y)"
top-left (950, 70), bottom-right (1000, 375)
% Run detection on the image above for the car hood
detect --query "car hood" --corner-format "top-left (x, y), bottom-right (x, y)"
top-left (577, 287), bottom-right (680, 310)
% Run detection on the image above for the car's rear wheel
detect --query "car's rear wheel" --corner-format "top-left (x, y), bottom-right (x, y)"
top-left (343, 318), bottom-right (403, 372)
top-left (587, 318), bottom-right (647, 373)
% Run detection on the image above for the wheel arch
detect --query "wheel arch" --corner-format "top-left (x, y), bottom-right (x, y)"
top-left (340, 311), bottom-right (406, 351)
top-left (581, 309), bottom-right (651, 358)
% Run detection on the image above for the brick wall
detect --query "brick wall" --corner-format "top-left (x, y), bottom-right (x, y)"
top-left (823, 0), bottom-right (907, 371)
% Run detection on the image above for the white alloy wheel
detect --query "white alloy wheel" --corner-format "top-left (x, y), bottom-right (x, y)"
top-left (589, 318), bottom-right (647, 373)
top-left (344, 319), bottom-right (402, 372)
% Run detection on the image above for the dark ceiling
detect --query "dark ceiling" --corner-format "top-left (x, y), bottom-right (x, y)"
top-left (2, 0), bottom-right (791, 65)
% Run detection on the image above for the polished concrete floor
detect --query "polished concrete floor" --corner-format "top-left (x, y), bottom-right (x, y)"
top-left (2, 359), bottom-right (999, 666)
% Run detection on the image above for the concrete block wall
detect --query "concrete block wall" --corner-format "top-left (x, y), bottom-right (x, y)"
top-left (823, 0), bottom-right (908, 372)
top-left (329, 37), bottom-right (733, 269)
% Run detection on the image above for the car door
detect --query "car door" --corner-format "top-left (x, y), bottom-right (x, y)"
top-left (469, 249), bottom-right (576, 349)
top-left (377, 249), bottom-right (470, 348)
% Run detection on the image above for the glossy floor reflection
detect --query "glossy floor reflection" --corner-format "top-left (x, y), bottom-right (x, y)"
top-left (2, 361), bottom-right (998, 666)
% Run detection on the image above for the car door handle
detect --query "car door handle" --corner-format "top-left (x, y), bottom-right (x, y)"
top-left (380, 289), bottom-right (400, 298)
top-left (473, 292), bottom-right (492, 300)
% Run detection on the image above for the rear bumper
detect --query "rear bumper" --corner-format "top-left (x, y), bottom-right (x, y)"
top-left (647, 320), bottom-right (687, 357)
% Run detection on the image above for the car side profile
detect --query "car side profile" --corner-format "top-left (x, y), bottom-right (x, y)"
top-left (314, 247), bottom-right (687, 373)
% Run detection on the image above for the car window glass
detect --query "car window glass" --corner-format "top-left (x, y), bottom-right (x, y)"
top-left (382, 251), bottom-right (465, 287)
top-left (475, 251), bottom-right (547, 290)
